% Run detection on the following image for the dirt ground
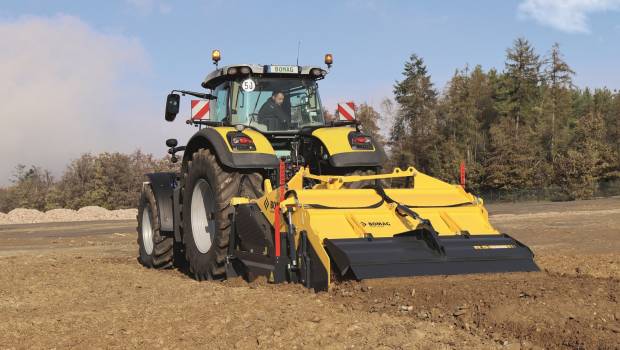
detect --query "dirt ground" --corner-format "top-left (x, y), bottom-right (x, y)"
top-left (0, 198), bottom-right (619, 349)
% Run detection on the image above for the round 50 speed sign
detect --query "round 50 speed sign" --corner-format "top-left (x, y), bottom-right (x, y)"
top-left (242, 79), bottom-right (255, 92)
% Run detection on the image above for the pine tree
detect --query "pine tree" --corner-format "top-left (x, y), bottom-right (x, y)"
top-left (485, 39), bottom-right (543, 190)
top-left (389, 54), bottom-right (439, 173)
top-left (496, 38), bottom-right (541, 139)
top-left (542, 43), bottom-right (574, 160)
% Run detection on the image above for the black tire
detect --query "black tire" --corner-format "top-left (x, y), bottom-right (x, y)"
top-left (181, 148), bottom-right (262, 281)
top-left (137, 185), bottom-right (174, 268)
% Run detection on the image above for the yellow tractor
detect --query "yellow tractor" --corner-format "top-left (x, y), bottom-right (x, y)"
top-left (137, 51), bottom-right (538, 291)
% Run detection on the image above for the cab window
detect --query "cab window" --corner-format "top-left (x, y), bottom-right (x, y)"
top-left (211, 83), bottom-right (229, 122)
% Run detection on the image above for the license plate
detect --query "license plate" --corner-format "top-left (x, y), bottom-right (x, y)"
top-left (268, 65), bottom-right (299, 74)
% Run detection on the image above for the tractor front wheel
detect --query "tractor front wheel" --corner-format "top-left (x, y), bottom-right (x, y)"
top-left (181, 148), bottom-right (262, 280)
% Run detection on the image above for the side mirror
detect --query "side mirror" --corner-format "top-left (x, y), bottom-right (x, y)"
top-left (165, 93), bottom-right (180, 122)
top-left (166, 138), bottom-right (178, 148)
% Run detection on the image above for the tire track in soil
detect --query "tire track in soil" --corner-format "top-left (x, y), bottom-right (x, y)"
top-left (331, 272), bottom-right (620, 349)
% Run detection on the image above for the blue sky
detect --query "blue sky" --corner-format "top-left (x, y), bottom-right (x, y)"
top-left (1, 0), bottom-right (619, 184)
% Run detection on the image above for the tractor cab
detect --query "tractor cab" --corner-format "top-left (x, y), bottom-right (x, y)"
top-left (201, 64), bottom-right (328, 133)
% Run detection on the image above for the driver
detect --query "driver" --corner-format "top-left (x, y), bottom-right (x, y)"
top-left (257, 90), bottom-right (289, 129)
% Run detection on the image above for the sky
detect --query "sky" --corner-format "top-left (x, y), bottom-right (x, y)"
top-left (1, 0), bottom-right (619, 185)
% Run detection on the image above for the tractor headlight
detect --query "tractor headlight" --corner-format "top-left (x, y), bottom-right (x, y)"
top-left (310, 68), bottom-right (327, 78)
top-left (227, 132), bottom-right (256, 151)
top-left (227, 67), bottom-right (238, 75)
top-left (239, 66), bottom-right (251, 74)
top-left (348, 132), bottom-right (374, 150)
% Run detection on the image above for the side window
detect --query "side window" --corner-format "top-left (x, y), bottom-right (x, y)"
top-left (212, 83), bottom-right (229, 121)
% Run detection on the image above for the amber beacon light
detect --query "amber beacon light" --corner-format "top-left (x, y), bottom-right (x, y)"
top-left (324, 53), bottom-right (333, 68)
top-left (212, 49), bottom-right (221, 65)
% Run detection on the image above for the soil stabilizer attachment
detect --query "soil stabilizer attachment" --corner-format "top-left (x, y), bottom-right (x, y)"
top-left (229, 167), bottom-right (539, 291)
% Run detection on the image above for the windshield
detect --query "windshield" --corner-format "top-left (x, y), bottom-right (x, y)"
top-left (228, 77), bottom-right (324, 132)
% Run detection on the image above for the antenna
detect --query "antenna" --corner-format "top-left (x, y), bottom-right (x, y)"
top-left (296, 40), bottom-right (301, 66)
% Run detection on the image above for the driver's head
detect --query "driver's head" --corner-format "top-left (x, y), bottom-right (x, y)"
top-left (272, 91), bottom-right (285, 106)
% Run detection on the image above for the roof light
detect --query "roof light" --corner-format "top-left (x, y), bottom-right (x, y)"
top-left (324, 53), bottom-right (333, 68)
top-left (212, 49), bottom-right (221, 65)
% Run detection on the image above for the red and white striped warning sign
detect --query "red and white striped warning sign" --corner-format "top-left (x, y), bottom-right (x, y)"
top-left (191, 100), bottom-right (210, 120)
top-left (337, 102), bottom-right (356, 121)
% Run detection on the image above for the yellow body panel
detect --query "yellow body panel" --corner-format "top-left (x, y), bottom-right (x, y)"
top-left (311, 126), bottom-right (375, 154)
top-left (212, 127), bottom-right (276, 155)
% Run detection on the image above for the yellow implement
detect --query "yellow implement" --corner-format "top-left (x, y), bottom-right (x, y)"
top-left (229, 167), bottom-right (537, 291)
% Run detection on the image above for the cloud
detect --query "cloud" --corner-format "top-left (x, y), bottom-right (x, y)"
top-left (518, 0), bottom-right (620, 33)
top-left (0, 15), bottom-right (163, 185)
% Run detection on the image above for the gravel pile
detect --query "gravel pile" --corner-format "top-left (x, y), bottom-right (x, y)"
top-left (0, 207), bottom-right (137, 225)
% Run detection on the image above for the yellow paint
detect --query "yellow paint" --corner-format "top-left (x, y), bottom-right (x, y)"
top-left (212, 127), bottom-right (276, 155)
top-left (311, 126), bottom-right (375, 155)
top-left (473, 245), bottom-right (516, 250)
top-left (234, 166), bottom-right (503, 289)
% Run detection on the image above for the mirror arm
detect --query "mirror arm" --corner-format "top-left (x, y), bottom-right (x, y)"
top-left (168, 145), bottom-right (186, 164)
top-left (172, 89), bottom-right (216, 100)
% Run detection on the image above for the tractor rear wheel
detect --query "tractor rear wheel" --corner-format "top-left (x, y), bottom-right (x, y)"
top-left (137, 185), bottom-right (174, 268)
top-left (181, 148), bottom-right (263, 280)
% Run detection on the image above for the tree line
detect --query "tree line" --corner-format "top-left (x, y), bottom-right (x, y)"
top-left (0, 151), bottom-right (176, 212)
top-left (354, 38), bottom-right (619, 200)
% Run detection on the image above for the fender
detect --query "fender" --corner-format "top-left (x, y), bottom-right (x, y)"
top-left (183, 127), bottom-right (279, 169)
top-left (311, 127), bottom-right (387, 167)
top-left (145, 172), bottom-right (176, 234)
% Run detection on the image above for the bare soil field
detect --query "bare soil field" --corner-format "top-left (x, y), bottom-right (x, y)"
top-left (1, 198), bottom-right (619, 349)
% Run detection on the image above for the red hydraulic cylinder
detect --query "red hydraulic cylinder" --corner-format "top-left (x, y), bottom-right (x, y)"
top-left (274, 160), bottom-right (285, 257)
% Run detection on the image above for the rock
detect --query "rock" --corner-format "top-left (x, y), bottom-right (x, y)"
top-left (417, 311), bottom-right (429, 319)
top-left (607, 325), bottom-right (620, 333)
top-left (360, 285), bottom-right (370, 292)
top-left (520, 340), bottom-right (534, 350)
top-left (410, 288), bottom-right (416, 297)
top-left (400, 305), bottom-right (413, 312)
top-left (453, 309), bottom-right (467, 317)
top-left (311, 316), bottom-right (321, 323)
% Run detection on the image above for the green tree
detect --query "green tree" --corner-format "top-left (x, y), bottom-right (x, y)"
top-left (485, 39), bottom-right (544, 190)
top-left (389, 54), bottom-right (439, 173)
top-left (555, 112), bottom-right (612, 199)
top-left (355, 103), bottom-right (386, 150)
top-left (496, 38), bottom-right (541, 139)
top-left (541, 43), bottom-right (574, 160)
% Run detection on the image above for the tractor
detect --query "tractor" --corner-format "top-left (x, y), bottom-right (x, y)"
top-left (137, 51), bottom-right (538, 291)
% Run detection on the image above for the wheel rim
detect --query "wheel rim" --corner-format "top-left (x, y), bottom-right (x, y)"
top-left (191, 179), bottom-right (216, 254)
top-left (141, 209), bottom-right (154, 255)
